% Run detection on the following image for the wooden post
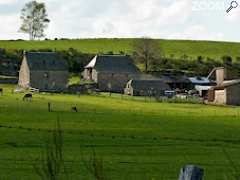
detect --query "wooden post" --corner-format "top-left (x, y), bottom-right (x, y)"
top-left (178, 165), bottom-right (204, 180)
top-left (48, 102), bottom-right (51, 112)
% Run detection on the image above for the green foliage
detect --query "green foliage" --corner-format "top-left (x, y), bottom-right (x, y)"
top-left (133, 38), bottom-right (162, 72)
top-left (0, 39), bottom-right (240, 60)
top-left (20, 1), bottom-right (50, 40)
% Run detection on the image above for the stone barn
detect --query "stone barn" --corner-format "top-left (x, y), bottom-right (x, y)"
top-left (18, 52), bottom-right (68, 92)
top-left (83, 55), bottom-right (140, 92)
top-left (124, 79), bottom-right (171, 96)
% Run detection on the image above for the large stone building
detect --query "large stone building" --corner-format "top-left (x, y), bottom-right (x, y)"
top-left (83, 55), bottom-right (140, 92)
top-left (18, 52), bottom-right (68, 92)
top-left (208, 67), bottom-right (240, 105)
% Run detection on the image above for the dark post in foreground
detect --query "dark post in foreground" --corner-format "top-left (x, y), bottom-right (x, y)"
top-left (48, 102), bottom-right (51, 112)
top-left (178, 165), bottom-right (204, 180)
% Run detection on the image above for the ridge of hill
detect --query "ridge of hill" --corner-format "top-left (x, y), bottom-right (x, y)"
top-left (0, 38), bottom-right (240, 60)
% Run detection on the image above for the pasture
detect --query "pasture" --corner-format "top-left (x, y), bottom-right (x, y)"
top-left (1, 38), bottom-right (240, 60)
top-left (1, 84), bottom-right (240, 179)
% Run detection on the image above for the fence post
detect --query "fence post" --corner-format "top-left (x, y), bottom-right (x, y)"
top-left (178, 165), bottom-right (204, 180)
top-left (48, 102), bottom-right (51, 112)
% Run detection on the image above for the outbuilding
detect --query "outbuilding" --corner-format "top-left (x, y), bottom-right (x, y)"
top-left (208, 80), bottom-right (240, 106)
top-left (18, 52), bottom-right (69, 92)
top-left (124, 79), bottom-right (171, 96)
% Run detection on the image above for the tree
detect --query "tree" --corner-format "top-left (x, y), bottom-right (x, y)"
top-left (222, 55), bottom-right (233, 67)
top-left (19, 1), bottom-right (50, 40)
top-left (133, 38), bottom-right (162, 73)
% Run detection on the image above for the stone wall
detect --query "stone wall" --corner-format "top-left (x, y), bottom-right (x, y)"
top-left (214, 90), bottom-right (226, 105)
top-left (97, 73), bottom-right (137, 92)
top-left (18, 58), bottom-right (30, 88)
top-left (30, 71), bottom-right (69, 92)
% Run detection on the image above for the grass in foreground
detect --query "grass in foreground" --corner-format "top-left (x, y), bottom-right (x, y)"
top-left (0, 84), bottom-right (240, 179)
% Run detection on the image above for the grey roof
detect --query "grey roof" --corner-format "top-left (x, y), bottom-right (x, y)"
top-left (160, 75), bottom-right (190, 84)
top-left (212, 79), bottom-right (240, 90)
top-left (85, 55), bottom-right (140, 73)
top-left (25, 52), bottom-right (68, 71)
top-left (129, 79), bottom-right (171, 91)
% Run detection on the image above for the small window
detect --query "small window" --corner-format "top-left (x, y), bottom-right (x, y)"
top-left (44, 72), bottom-right (49, 78)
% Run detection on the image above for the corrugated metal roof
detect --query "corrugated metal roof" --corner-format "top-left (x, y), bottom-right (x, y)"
top-left (188, 77), bottom-right (210, 84)
top-left (85, 55), bottom-right (140, 73)
top-left (25, 52), bottom-right (68, 71)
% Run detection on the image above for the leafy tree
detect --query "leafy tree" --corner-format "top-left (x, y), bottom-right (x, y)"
top-left (222, 55), bottom-right (232, 67)
top-left (133, 38), bottom-right (162, 72)
top-left (19, 1), bottom-right (50, 40)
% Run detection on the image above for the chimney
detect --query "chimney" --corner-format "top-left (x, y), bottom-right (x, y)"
top-left (215, 67), bottom-right (226, 84)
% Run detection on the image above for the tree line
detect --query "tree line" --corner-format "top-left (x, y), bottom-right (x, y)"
top-left (0, 46), bottom-right (239, 77)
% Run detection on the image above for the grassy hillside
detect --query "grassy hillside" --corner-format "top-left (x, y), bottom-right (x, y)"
top-left (1, 39), bottom-right (240, 60)
top-left (1, 84), bottom-right (240, 179)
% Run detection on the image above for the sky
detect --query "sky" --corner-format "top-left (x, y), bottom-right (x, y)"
top-left (0, 0), bottom-right (240, 42)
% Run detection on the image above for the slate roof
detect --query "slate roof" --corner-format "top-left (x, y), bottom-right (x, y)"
top-left (85, 55), bottom-right (140, 73)
top-left (160, 75), bottom-right (190, 84)
top-left (25, 52), bottom-right (68, 71)
top-left (129, 79), bottom-right (171, 91)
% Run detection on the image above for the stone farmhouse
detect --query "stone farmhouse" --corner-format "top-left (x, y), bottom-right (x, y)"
top-left (208, 67), bottom-right (240, 105)
top-left (83, 55), bottom-right (140, 92)
top-left (18, 52), bottom-right (68, 92)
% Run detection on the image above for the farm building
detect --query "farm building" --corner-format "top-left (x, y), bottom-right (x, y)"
top-left (18, 52), bottom-right (68, 92)
top-left (150, 71), bottom-right (191, 90)
top-left (208, 80), bottom-right (240, 105)
top-left (207, 67), bottom-right (240, 105)
top-left (124, 79), bottom-right (171, 96)
top-left (83, 55), bottom-right (140, 92)
top-left (160, 75), bottom-right (191, 90)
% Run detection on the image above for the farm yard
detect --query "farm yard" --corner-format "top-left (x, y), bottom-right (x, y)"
top-left (0, 84), bottom-right (240, 179)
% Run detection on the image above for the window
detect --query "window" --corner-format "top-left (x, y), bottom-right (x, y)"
top-left (44, 72), bottom-right (49, 78)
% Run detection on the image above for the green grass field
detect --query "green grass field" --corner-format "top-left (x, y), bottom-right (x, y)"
top-left (1, 84), bottom-right (240, 179)
top-left (1, 39), bottom-right (240, 60)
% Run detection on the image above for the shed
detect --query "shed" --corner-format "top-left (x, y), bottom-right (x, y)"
top-left (18, 52), bottom-right (69, 92)
top-left (208, 80), bottom-right (240, 105)
top-left (124, 79), bottom-right (171, 96)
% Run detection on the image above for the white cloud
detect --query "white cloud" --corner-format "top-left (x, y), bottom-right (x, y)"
top-left (0, 0), bottom-right (18, 5)
top-left (0, 14), bottom-right (26, 40)
top-left (0, 0), bottom-right (237, 41)
top-left (225, 7), bottom-right (240, 22)
top-left (168, 25), bottom-right (224, 41)
top-left (45, 0), bottom-right (192, 38)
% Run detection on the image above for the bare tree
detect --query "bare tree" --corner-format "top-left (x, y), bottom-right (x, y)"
top-left (133, 38), bottom-right (162, 73)
top-left (19, 1), bottom-right (50, 40)
top-left (34, 119), bottom-right (69, 180)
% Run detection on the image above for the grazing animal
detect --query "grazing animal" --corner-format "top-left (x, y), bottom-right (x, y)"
top-left (0, 88), bottom-right (2, 95)
top-left (72, 106), bottom-right (78, 112)
top-left (23, 93), bottom-right (33, 101)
